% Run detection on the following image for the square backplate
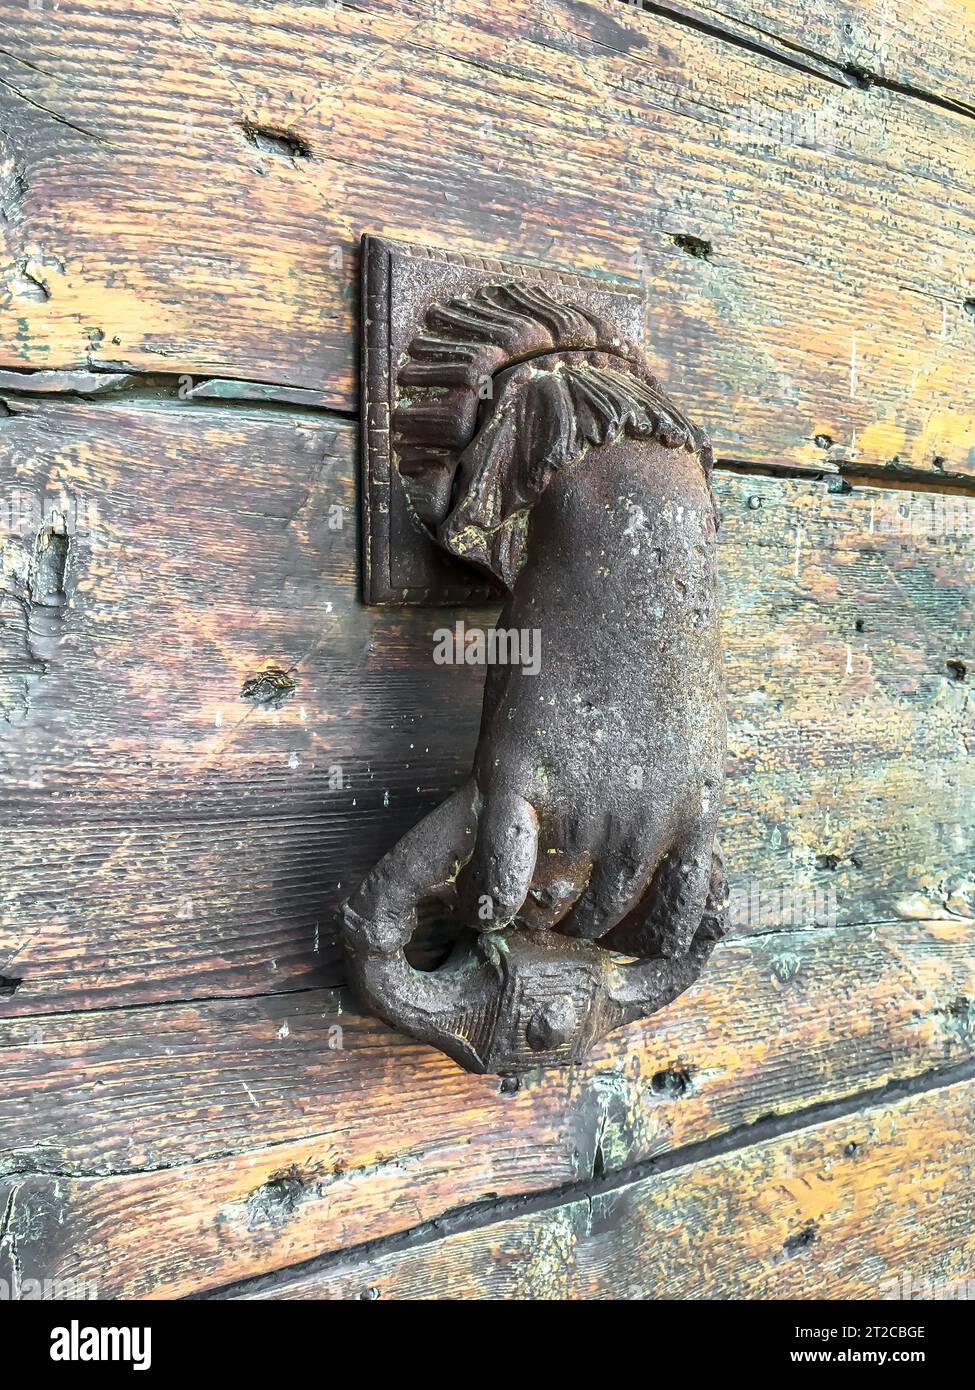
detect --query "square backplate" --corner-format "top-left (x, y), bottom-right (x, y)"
top-left (360, 234), bottom-right (647, 605)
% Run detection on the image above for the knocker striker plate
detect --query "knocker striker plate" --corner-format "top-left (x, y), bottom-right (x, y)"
top-left (348, 234), bottom-right (728, 1075)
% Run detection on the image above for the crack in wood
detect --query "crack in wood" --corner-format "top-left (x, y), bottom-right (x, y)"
top-left (3, 373), bottom-right (973, 499)
top-left (617, 1), bottom-right (975, 120)
top-left (0, 72), bottom-right (111, 144)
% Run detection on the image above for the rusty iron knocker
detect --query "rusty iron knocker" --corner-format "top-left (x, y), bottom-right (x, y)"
top-left (345, 238), bottom-right (728, 1075)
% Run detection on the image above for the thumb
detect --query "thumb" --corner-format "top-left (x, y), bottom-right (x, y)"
top-left (456, 786), bottom-right (539, 931)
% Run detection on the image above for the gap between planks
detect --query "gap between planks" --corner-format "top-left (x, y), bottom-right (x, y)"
top-left (189, 1055), bottom-right (975, 1300)
top-left (2, 371), bottom-right (974, 499)
top-left (0, 916), bottom-right (950, 1030)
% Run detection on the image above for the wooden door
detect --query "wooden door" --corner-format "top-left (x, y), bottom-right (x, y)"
top-left (1, 0), bottom-right (973, 1300)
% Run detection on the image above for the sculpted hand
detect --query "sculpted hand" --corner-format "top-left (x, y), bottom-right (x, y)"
top-left (343, 279), bottom-right (728, 1074)
top-left (452, 429), bottom-right (725, 963)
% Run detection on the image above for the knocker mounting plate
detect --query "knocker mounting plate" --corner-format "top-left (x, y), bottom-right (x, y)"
top-left (360, 234), bottom-right (647, 605)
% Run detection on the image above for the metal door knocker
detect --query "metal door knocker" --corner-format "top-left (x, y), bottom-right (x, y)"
top-left (344, 236), bottom-right (728, 1075)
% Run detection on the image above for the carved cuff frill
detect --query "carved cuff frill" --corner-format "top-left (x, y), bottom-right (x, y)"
top-left (392, 282), bottom-right (712, 591)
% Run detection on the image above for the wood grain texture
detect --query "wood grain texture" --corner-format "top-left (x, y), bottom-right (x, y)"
top-left (1, 395), bottom-right (972, 1016)
top-left (1, 0), bottom-right (973, 1304)
top-left (2, 919), bottom-right (973, 1298)
top-left (0, 0), bottom-right (973, 474)
top-left (233, 1077), bottom-right (975, 1300)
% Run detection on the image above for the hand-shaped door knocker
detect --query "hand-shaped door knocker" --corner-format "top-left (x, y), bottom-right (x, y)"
top-left (344, 238), bottom-right (728, 1075)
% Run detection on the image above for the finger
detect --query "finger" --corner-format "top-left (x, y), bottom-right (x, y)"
top-left (556, 817), bottom-right (668, 941)
top-left (603, 823), bottom-right (716, 959)
top-left (519, 845), bottom-right (593, 928)
top-left (456, 787), bottom-right (539, 929)
top-left (345, 780), bottom-right (480, 952)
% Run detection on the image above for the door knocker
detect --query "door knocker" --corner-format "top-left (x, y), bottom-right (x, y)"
top-left (344, 236), bottom-right (728, 1075)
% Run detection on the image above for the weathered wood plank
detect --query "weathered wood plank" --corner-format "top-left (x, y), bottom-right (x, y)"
top-left (0, 1), bottom-right (973, 473)
top-left (0, 397), bottom-right (486, 1010)
top-left (231, 1077), bottom-right (975, 1300)
top-left (1, 397), bottom-right (972, 1014)
top-left (1, 920), bottom-right (973, 1298)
